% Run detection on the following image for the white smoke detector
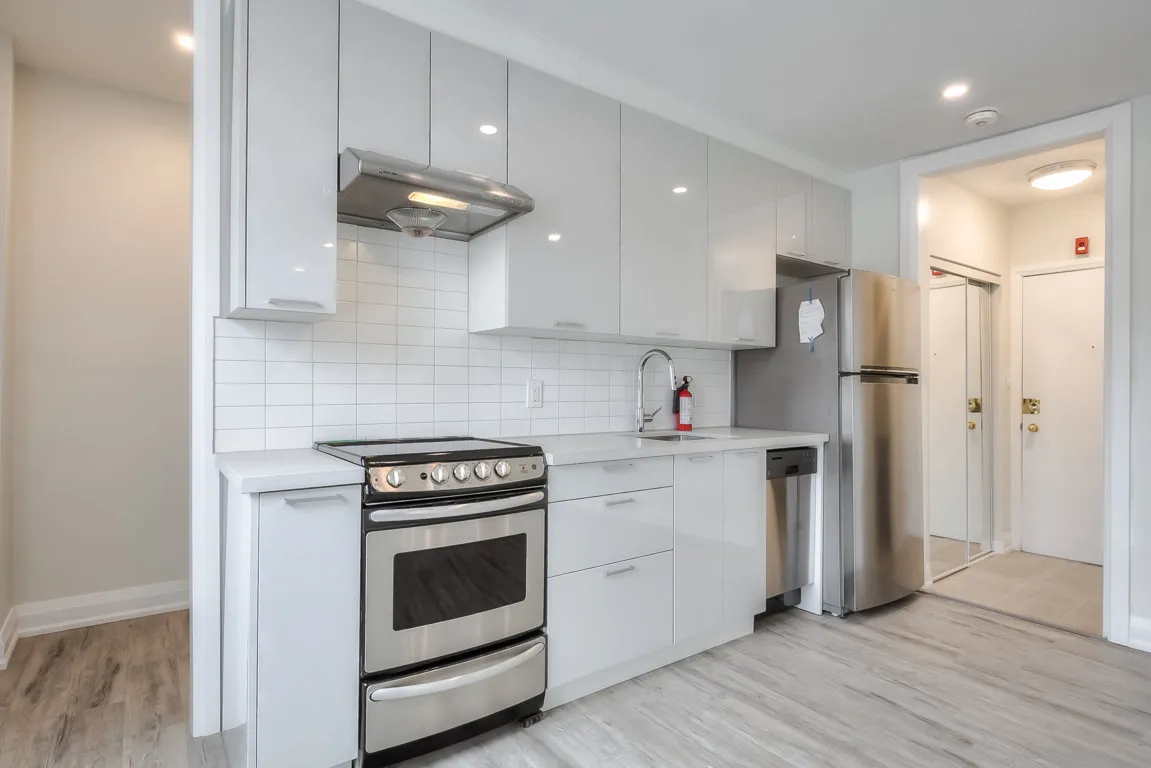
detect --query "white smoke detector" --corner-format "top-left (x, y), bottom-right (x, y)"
top-left (964, 108), bottom-right (999, 129)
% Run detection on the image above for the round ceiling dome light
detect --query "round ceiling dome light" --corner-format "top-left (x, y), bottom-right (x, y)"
top-left (1028, 160), bottom-right (1097, 191)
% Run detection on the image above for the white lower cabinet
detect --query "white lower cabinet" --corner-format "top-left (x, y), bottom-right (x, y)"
top-left (548, 488), bottom-right (673, 577)
top-left (723, 450), bottom-right (768, 630)
top-left (672, 453), bottom-right (726, 641)
top-left (547, 551), bottom-right (674, 689)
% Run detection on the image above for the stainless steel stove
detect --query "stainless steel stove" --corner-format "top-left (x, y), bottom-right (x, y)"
top-left (314, 437), bottom-right (548, 766)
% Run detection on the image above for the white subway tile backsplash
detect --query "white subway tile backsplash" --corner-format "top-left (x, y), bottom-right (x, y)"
top-left (214, 243), bottom-right (733, 450)
top-left (266, 383), bottom-right (312, 406)
top-left (266, 405), bottom-right (312, 428)
top-left (216, 383), bottom-right (265, 407)
top-left (216, 337), bottom-right (266, 361)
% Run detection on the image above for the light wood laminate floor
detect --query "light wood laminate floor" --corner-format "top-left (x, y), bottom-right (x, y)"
top-left (927, 549), bottom-right (1103, 636)
top-left (929, 534), bottom-right (984, 579)
top-left (2, 596), bottom-right (1148, 767)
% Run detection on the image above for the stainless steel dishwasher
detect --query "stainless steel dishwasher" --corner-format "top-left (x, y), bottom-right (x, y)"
top-left (766, 447), bottom-right (818, 604)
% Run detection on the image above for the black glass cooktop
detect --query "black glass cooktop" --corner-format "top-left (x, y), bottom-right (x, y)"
top-left (315, 436), bottom-right (541, 465)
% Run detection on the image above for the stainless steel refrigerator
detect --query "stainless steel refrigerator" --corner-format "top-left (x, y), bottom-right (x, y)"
top-left (734, 269), bottom-right (924, 615)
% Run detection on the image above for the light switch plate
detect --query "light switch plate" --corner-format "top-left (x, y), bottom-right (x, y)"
top-left (526, 380), bottom-right (544, 408)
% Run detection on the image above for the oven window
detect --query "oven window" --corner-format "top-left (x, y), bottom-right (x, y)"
top-left (392, 534), bottom-right (528, 631)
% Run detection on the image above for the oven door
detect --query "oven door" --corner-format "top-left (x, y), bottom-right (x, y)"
top-left (363, 490), bottom-right (545, 675)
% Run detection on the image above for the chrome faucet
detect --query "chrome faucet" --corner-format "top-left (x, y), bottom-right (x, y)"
top-left (635, 348), bottom-right (677, 432)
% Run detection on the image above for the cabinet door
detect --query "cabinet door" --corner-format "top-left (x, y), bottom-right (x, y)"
top-left (431, 34), bottom-right (507, 182)
top-left (244, 0), bottom-right (338, 315)
top-left (619, 107), bottom-right (707, 341)
top-left (723, 450), bottom-right (768, 630)
top-left (339, 0), bottom-right (429, 163)
top-left (506, 64), bottom-right (621, 335)
top-left (811, 178), bottom-right (850, 268)
top-left (776, 167), bottom-right (811, 259)
top-left (256, 486), bottom-right (360, 768)
top-left (706, 140), bottom-right (777, 347)
top-left (673, 453), bottom-right (725, 641)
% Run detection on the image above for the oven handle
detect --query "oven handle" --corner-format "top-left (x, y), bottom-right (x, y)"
top-left (368, 641), bottom-right (544, 702)
top-left (367, 490), bottom-right (545, 524)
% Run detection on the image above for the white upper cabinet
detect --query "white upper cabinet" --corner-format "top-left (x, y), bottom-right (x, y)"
top-left (431, 34), bottom-right (508, 182)
top-left (619, 107), bottom-right (707, 341)
top-left (338, 1), bottom-right (429, 163)
top-left (235, 0), bottom-right (338, 318)
top-left (501, 64), bottom-right (621, 335)
top-left (706, 139), bottom-right (777, 347)
top-left (811, 178), bottom-right (850, 267)
top-left (775, 167), bottom-right (811, 259)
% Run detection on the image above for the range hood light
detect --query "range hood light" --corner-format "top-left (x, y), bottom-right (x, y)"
top-left (408, 191), bottom-right (470, 211)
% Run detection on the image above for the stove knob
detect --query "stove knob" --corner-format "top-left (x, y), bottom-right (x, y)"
top-left (453, 463), bottom-right (471, 483)
top-left (385, 468), bottom-right (406, 488)
top-left (474, 462), bottom-right (491, 481)
top-left (494, 460), bottom-right (511, 478)
top-left (429, 465), bottom-right (449, 485)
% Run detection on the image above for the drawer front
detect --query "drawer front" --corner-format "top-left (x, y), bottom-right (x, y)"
top-left (548, 488), bottom-right (673, 577)
top-left (546, 551), bottom-right (673, 688)
top-left (548, 456), bottom-right (673, 502)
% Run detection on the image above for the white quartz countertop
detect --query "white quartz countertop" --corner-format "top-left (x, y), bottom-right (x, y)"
top-left (216, 449), bottom-right (363, 494)
top-left (215, 428), bottom-right (829, 493)
top-left (513, 427), bottom-right (829, 466)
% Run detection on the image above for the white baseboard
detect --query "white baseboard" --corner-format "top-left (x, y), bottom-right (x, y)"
top-left (0, 607), bottom-right (16, 670)
top-left (14, 579), bottom-right (189, 641)
top-left (1128, 616), bottom-right (1151, 654)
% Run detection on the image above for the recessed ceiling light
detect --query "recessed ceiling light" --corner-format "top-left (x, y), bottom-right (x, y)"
top-left (1028, 160), bottom-right (1096, 191)
top-left (175, 32), bottom-right (195, 52)
top-left (547, 233), bottom-right (562, 242)
top-left (479, 124), bottom-right (499, 135)
top-left (942, 82), bottom-right (969, 100)
top-left (672, 186), bottom-right (688, 194)
top-left (322, 242), bottom-right (334, 248)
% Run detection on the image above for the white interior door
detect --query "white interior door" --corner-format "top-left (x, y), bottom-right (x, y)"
top-left (1020, 268), bottom-right (1104, 565)
top-left (965, 283), bottom-right (986, 550)
top-left (928, 281), bottom-right (967, 543)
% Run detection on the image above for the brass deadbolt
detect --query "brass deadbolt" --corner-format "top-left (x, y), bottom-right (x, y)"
top-left (1027, 423), bottom-right (1039, 433)
top-left (968, 398), bottom-right (982, 414)
top-left (1022, 398), bottom-right (1040, 415)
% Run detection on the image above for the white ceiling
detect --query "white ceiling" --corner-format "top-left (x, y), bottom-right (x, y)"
top-left (375, 0), bottom-right (1151, 173)
top-left (942, 138), bottom-right (1106, 207)
top-left (0, 0), bottom-right (191, 104)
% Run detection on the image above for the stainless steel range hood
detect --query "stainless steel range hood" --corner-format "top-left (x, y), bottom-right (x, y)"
top-left (337, 148), bottom-right (534, 241)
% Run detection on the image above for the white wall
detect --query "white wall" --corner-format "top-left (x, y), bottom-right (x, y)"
top-left (1129, 94), bottom-right (1151, 630)
top-left (0, 32), bottom-right (13, 632)
top-left (1008, 192), bottom-right (1105, 269)
top-left (9, 69), bottom-right (191, 604)
top-left (844, 162), bottom-right (900, 275)
top-left (213, 226), bottom-right (732, 451)
top-left (919, 175), bottom-right (1009, 277)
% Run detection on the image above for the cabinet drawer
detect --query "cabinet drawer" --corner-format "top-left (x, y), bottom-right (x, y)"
top-left (548, 488), bottom-right (673, 576)
top-left (546, 551), bottom-right (673, 688)
top-left (548, 456), bottom-right (672, 502)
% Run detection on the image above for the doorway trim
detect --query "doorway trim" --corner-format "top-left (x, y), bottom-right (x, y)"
top-left (900, 103), bottom-right (1132, 646)
top-left (1009, 259), bottom-right (1105, 554)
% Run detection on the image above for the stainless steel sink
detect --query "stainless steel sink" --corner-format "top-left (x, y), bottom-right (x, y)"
top-left (635, 434), bottom-right (715, 442)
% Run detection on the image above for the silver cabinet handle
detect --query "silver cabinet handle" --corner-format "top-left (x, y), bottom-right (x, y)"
top-left (688, 454), bottom-right (717, 462)
top-left (731, 449), bottom-right (761, 457)
top-left (368, 642), bottom-right (544, 702)
top-left (601, 462), bottom-right (635, 473)
top-left (283, 493), bottom-right (345, 507)
top-left (603, 497), bottom-right (636, 507)
top-left (368, 490), bottom-right (544, 523)
top-left (734, 337), bottom-right (756, 343)
top-left (553, 321), bottom-right (586, 329)
top-left (785, 250), bottom-right (807, 258)
top-left (655, 331), bottom-right (682, 337)
top-left (267, 297), bottom-right (325, 308)
top-left (603, 565), bottom-right (636, 577)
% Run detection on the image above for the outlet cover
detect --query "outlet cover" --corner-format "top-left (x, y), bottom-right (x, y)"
top-left (526, 380), bottom-right (544, 408)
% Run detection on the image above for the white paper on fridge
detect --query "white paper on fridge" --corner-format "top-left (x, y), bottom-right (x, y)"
top-left (798, 299), bottom-right (825, 343)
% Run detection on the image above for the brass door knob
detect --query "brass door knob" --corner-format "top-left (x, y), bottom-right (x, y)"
top-left (1027, 423), bottom-right (1039, 432)
top-left (968, 421), bottom-right (976, 430)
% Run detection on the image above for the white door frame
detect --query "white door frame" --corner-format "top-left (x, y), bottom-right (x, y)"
top-left (900, 103), bottom-right (1132, 646)
top-left (1010, 259), bottom-right (1105, 554)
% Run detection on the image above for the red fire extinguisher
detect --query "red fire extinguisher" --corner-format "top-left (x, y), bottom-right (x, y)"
top-left (673, 376), bottom-right (694, 432)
